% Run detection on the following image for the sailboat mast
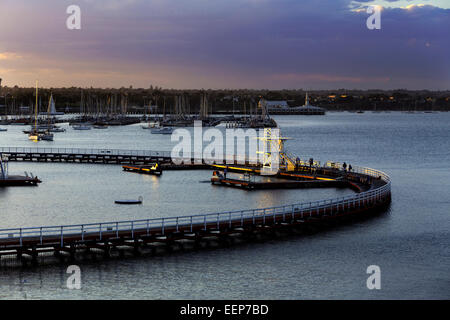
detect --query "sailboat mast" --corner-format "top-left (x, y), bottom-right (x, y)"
top-left (35, 81), bottom-right (38, 130)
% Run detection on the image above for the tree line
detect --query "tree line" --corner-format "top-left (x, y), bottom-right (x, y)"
top-left (0, 85), bottom-right (449, 113)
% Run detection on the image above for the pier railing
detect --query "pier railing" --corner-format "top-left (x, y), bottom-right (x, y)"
top-left (0, 147), bottom-right (259, 164)
top-left (0, 146), bottom-right (173, 158)
top-left (0, 164), bottom-right (391, 247)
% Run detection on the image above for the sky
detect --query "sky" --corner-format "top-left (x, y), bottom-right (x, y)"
top-left (0, 0), bottom-right (449, 90)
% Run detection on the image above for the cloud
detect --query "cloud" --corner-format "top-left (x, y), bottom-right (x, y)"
top-left (269, 73), bottom-right (391, 84)
top-left (351, 0), bottom-right (450, 10)
top-left (0, 52), bottom-right (22, 60)
top-left (0, 0), bottom-right (448, 89)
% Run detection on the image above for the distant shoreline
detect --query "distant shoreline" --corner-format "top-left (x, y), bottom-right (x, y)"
top-left (0, 86), bottom-right (449, 113)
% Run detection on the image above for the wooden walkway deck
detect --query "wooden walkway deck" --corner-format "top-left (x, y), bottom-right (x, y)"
top-left (0, 147), bottom-right (173, 165)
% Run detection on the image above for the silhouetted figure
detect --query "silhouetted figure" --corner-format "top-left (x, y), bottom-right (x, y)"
top-left (348, 164), bottom-right (352, 172)
top-left (343, 162), bottom-right (347, 171)
top-left (309, 158), bottom-right (314, 173)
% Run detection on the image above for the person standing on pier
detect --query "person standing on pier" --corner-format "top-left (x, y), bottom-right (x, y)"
top-left (343, 162), bottom-right (347, 171)
top-left (309, 158), bottom-right (314, 172)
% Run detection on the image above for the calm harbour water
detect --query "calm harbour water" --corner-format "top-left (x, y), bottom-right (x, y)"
top-left (0, 112), bottom-right (449, 299)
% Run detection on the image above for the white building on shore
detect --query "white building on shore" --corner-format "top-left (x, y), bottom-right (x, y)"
top-left (262, 93), bottom-right (326, 115)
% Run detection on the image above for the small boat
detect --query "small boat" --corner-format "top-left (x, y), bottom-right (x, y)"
top-left (73, 124), bottom-right (92, 130)
top-left (23, 128), bottom-right (46, 134)
top-left (151, 127), bottom-right (173, 134)
top-left (93, 125), bottom-right (108, 129)
top-left (49, 127), bottom-right (66, 132)
top-left (122, 163), bottom-right (162, 175)
top-left (115, 196), bottom-right (143, 205)
top-left (11, 120), bottom-right (28, 125)
top-left (40, 131), bottom-right (54, 141)
top-left (29, 82), bottom-right (40, 141)
top-left (0, 128), bottom-right (7, 132)
top-left (142, 121), bottom-right (160, 129)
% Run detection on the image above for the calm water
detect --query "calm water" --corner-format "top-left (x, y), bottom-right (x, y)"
top-left (0, 112), bottom-right (449, 299)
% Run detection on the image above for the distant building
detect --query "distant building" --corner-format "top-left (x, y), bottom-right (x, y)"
top-left (261, 94), bottom-right (326, 115)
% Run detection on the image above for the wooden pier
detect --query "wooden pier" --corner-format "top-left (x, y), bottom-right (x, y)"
top-left (1, 154), bottom-right (42, 186)
top-left (0, 157), bottom-right (391, 266)
top-left (0, 147), bottom-right (173, 165)
top-left (0, 175), bottom-right (41, 186)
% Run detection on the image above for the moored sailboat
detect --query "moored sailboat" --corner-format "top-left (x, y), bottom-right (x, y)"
top-left (28, 81), bottom-right (41, 141)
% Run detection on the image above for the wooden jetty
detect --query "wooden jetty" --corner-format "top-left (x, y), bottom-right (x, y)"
top-left (0, 147), bottom-right (257, 167)
top-left (0, 175), bottom-right (41, 186)
top-left (0, 147), bottom-right (173, 165)
top-left (0, 155), bottom-right (41, 187)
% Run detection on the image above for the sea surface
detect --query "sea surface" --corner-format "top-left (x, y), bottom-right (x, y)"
top-left (0, 112), bottom-right (449, 299)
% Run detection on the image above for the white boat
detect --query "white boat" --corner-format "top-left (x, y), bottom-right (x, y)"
top-left (73, 124), bottom-right (92, 130)
top-left (93, 125), bottom-right (108, 129)
top-left (29, 82), bottom-right (41, 141)
top-left (0, 128), bottom-right (7, 132)
top-left (142, 122), bottom-right (160, 129)
top-left (49, 127), bottom-right (66, 132)
top-left (151, 127), bottom-right (173, 134)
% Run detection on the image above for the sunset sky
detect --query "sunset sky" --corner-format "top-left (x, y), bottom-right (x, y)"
top-left (0, 0), bottom-right (449, 89)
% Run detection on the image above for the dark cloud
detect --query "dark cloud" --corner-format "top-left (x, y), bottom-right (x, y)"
top-left (0, 0), bottom-right (448, 89)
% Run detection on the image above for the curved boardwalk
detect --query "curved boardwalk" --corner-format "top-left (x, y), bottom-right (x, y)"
top-left (0, 147), bottom-right (391, 265)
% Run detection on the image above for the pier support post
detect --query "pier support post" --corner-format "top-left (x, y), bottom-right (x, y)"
top-left (133, 239), bottom-right (141, 256)
top-left (16, 249), bottom-right (23, 261)
top-left (69, 244), bottom-right (76, 262)
top-left (53, 247), bottom-right (61, 258)
top-left (31, 246), bottom-right (38, 265)
top-left (103, 243), bottom-right (111, 258)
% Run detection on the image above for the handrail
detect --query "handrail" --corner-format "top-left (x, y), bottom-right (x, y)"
top-left (0, 147), bottom-right (261, 164)
top-left (0, 146), bottom-right (172, 158)
top-left (0, 162), bottom-right (391, 245)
